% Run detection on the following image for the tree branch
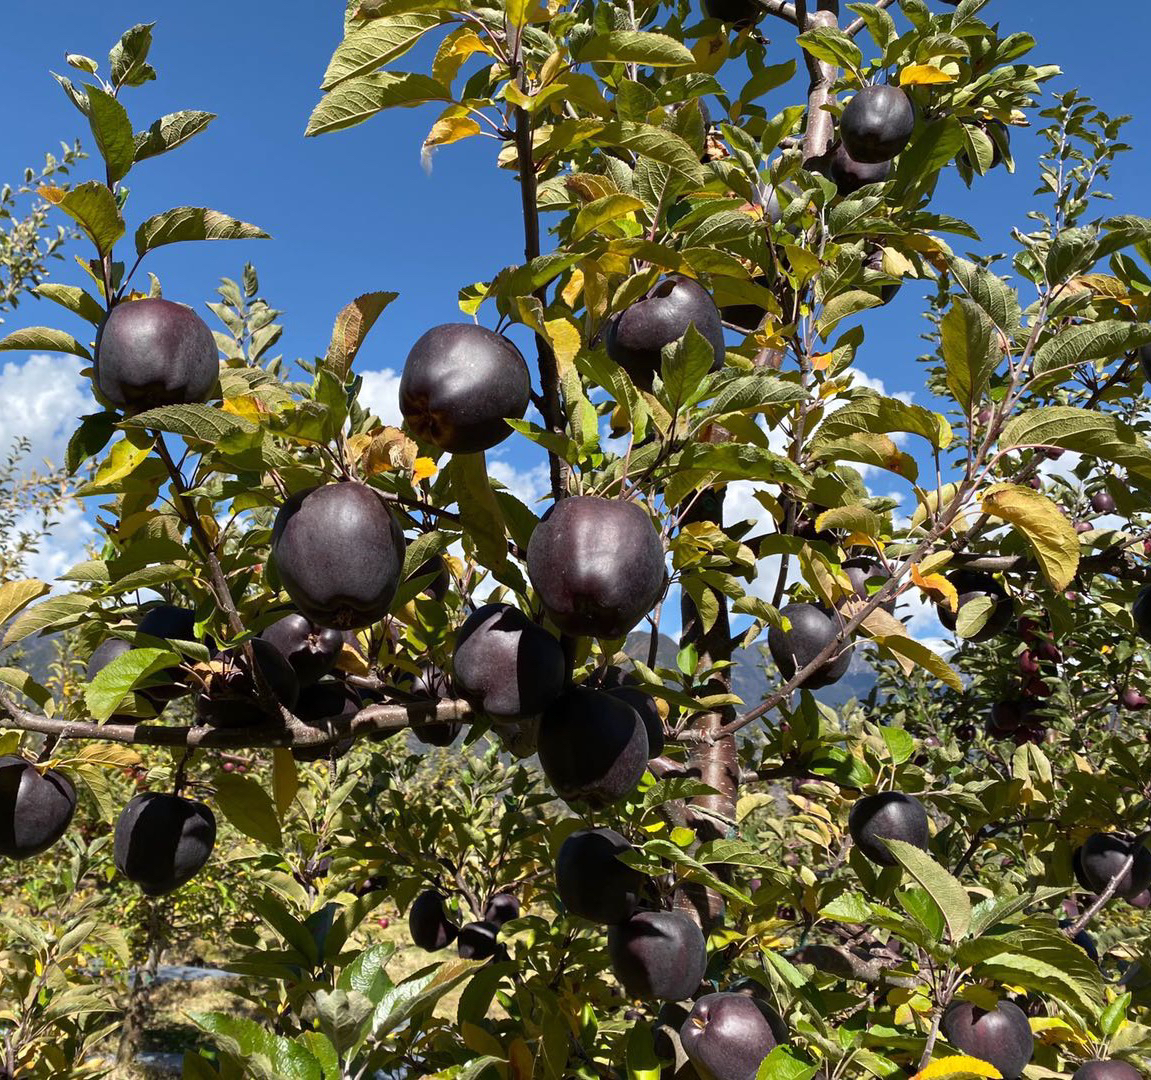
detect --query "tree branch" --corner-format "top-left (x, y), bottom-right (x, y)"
top-left (1066, 853), bottom-right (1135, 938)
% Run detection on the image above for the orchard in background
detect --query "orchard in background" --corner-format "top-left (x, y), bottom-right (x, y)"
top-left (0, 1), bottom-right (1150, 1077)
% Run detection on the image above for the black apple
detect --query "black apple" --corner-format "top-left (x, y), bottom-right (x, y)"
top-left (457, 920), bottom-right (505, 961)
top-left (940, 1000), bottom-right (1034, 1080)
top-left (1091, 491), bottom-right (1116, 514)
top-left (1074, 1061), bottom-right (1143, 1080)
top-left (1073, 833), bottom-right (1151, 900)
top-left (767, 603), bottom-right (853, 689)
top-left (260, 613), bottom-right (345, 687)
top-left (937, 570), bottom-right (1012, 642)
top-left (605, 275), bottom-right (725, 391)
top-left (137, 603), bottom-right (212, 700)
top-left (95, 297), bottom-right (219, 411)
top-left (538, 687), bottom-right (648, 806)
top-left (608, 910), bottom-right (708, 1002)
top-left (114, 792), bottom-right (216, 896)
top-left (0, 756), bottom-right (76, 859)
top-left (604, 684), bottom-right (665, 757)
top-left (863, 248), bottom-right (901, 305)
top-left (841, 557), bottom-right (896, 614)
top-left (556, 827), bottom-right (645, 925)
top-left (527, 495), bottom-right (665, 639)
top-left (840, 84), bottom-right (915, 164)
top-left (452, 603), bottom-right (566, 719)
top-left (848, 791), bottom-right (929, 867)
top-left (195, 637), bottom-right (300, 728)
top-left (680, 991), bottom-right (787, 1080)
top-left (814, 142), bottom-right (891, 195)
top-left (271, 482), bottom-right (406, 629)
top-left (292, 680), bottom-right (361, 761)
top-left (399, 323), bottom-right (531, 454)
top-left (408, 889), bottom-right (459, 951)
top-left (1134, 584), bottom-right (1151, 643)
top-left (483, 893), bottom-right (520, 926)
top-left (87, 637), bottom-right (161, 719)
top-left (702, 0), bottom-right (762, 24)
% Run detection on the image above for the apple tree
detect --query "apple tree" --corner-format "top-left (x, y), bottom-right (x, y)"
top-left (1, 2), bottom-right (1150, 1077)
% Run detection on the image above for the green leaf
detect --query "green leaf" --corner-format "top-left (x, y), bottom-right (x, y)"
top-left (0, 326), bottom-right (92, 361)
top-left (845, 4), bottom-right (897, 50)
top-left (448, 454), bottom-right (507, 572)
top-left (980, 483), bottom-right (1079, 591)
top-left (883, 838), bottom-right (971, 941)
top-left (572, 194), bottom-right (646, 241)
top-left (84, 647), bottom-right (181, 722)
top-left (214, 772), bottom-right (283, 848)
top-left (1046, 226), bottom-right (1098, 284)
top-left (814, 390), bottom-right (952, 450)
top-left (704, 373), bottom-right (807, 417)
top-left (0, 580), bottom-right (52, 630)
top-left (322, 14), bottom-right (443, 88)
top-left (592, 121), bottom-right (707, 184)
top-left (879, 726), bottom-right (915, 765)
top-left (84, 83), bottom-right (136, 184)
top-left (32, 283), bottom-right (106, 325)
top-left (305, 72), bottom-right (452, 136)
top-left (797, 25), bottom-right (863, 73)
top-left (337, 941), bottom-right (396, 998)
top-left (999, 406), bottom-right (1151, 492)
top-left (134, 207), bottom-right (269, 256)
top-left (941, 299), bottom-right (998, 415)
top-left (664, 442), bottom-right (807, 507)
top-left (41, 180), bottom-right (124, 256)
top-left (325, 292), bottom-right (397, 379)
top-left (134, 111), bottom-right (216, 164)
top-left (756, 1045), bottom-right (819, 1080)
top-left (109, 23), bottom-right (156, 89)
top-left (371, 958), bottom-right (479, 1038)
top-left (660, 324), bottom-right (717, 411)
top-left (947, 257), bottom-right (1022, 332)
top-left (120, 405), bottom-right (254, 444)
top-left (3, 594), bottom-right (93, 646)
top-left (192, 1012), bottom-right (322, 1080)
top-left (575, 31), bottom-right (696, 68)
top-left (625, 1021), bottom-right (661, 1080)
top-left (872, 636), bottom-right (962, 691)
top-left (1100, 992), bottom-right (1131, 1038)
top-left (1032, 320), bottom-right (1151, 380)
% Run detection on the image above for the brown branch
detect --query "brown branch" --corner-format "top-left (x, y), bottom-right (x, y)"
top-left (799, 6), bottom-right (839, 160)
top-left (0, 685), bottom-right (473, 751)
top-left (790, 944), bottom-right (916, 988)
top-left (760, 0), bottom-right (800, 25)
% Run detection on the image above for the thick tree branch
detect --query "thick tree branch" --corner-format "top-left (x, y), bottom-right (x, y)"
top-left (799, 5), bottom-right (839, 160)
top-left (0, 685), bottom-right (473, 751)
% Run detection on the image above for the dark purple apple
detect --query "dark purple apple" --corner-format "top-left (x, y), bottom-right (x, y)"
top-left (941, 1000), bottom-right (1034, 1079)
top-left (840, 84), bottom-right (915, 164)
top-left (114, 792), bottom-right (216, 896)
top-left (408, 889), bottom-right (458, 951)
top-left (937, 571), bottom-right (1012, 642)
top-left (609, 910), bottom-right (708, 1002)
top-left (680, 991), bottom-right (787, 1080)
top-left (555, 827), bottom-right (645, 925)
top-left (848, 791), bottom-right (929, 867)
top-left (1073, 833), bottom-right (1151, 901)
top-left (260, 613), bottom-right (344, 687)
top-left (0, 756), bottom-right (76, 859)
top-left (1073, 1061), bottom-right (1143, 1080)
top-left (767, 603), bottom-right (853, 689)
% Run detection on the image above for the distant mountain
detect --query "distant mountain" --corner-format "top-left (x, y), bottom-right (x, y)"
top-left (624, 629), bottom-right (877, 711)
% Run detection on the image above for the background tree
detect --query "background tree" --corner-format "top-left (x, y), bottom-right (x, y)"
top-left (0, 3), bottom-right (1149, 1078)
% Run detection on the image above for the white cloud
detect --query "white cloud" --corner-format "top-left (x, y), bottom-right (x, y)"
top-left (488, 457), bottom-right (550, 508)
top-left (0, 354), bottom-right (88, 475)
top-left (843, 367), bottom-right (914, 405)
top-left (357, 367), bottom-right (404, 427)
top-left (17, 502), bottom-right (90, 588)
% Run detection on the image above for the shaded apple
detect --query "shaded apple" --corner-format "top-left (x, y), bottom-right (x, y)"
top-left (0, 756), bottom-right (77, 859)
top-left (941, 1000), bottom-right (1034, 1080)
top-left (1141, 344), bottom-right (1151, 382)
top-left (271, 482), bottom-right (406, 629)
top-left (767, 603), bottom-right (853, 689)
top-left (1073, 1062), bottom-right (1142, 1080)
top-left (137, 603), bottom-right (211, 700)
top-left (848, 791), bottom-right (929, 867)
top-left (292, 680), bottom-right (360, 761)
top-left (1134, 584), bottom-right (1151, 642)
top-left (260, 613), bottom-right (344, 687)
top-left (403, 665), bottom-right (463, 746)
top-left (604, 684), bottom-right (665, 757)
top-left (408, 889), bottom-right (459, 951)
top-left (457, 920), bottom-right (505, 961)
top-left (556, 827), bottom-right (645, 925)
top-left (680, 991), bottom-right (787, 1080)
top-left (813, 141), bottom-right (891, 196)
top-left (863, 248), bottom-right (901, 305)
top-left (1128, 889), bottom-right (1151, 910)
top-left (527, 495), bottom-right (665, 639)
top-left (114, 792), bottom-right (216, 896)
top-left (452, 603), bottom-right (566, 719)
top-left (413, 555), bottom-right (451, 601)
top-left (702, 0), bottom-right (762, 24)
top-left (195, 638), bottom-right (299, 728)
top-left (841, 557), bottom-right (896, 614)
top-left (608, 910), bottom-right (708, 1002)
top-left (840, 85), bottom-right (915, 164)
top-left (605, 275), bottom-right (725, 391)
top-left (937, 571), bottom-right (1012, 642)
top-left (1091, 491), bottom-right (1116, 514)
top-left (538, 687), bottom-right (648, 806)
top-left (95, 298), bottom-right (219, 411)
top-left (483, 893), bottom-right (520, 926)
top-left (399, 323), bottom-right (530, 454)
top-left (1073, 833), bottom-right (1151, 900)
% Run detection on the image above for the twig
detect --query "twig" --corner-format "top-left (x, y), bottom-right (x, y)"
top-left (844, 0), bottom-right (896, 38)
top-left (1066, 853), bottom-right (1135, 938)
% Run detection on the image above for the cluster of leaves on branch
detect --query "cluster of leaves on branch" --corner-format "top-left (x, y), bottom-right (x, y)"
top-left (1, 1), bottom-right (1151, 1077)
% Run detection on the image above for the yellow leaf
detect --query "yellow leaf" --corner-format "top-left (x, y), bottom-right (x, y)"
top-left (433, 28), bottom-right (491, 86)
top-left (543, 314), bottom-right (582, 374)
top-left (872, 634), bottom-right (963, 691)
top-left (508, 1036), bottom-right (535, 1079)
top-left (981, 483), bottom-right (1079, 591)
top-left (901, 64), bottom-right (955, 86)
top-left (412, 457), bottom-right (438, 483)
top-left (0, 579), bottom-right (50, 629)
top-left (222, 394), bottom-right (267, 421)
top-left (912, 563), bottom-right (958, 611)
top-left (913, 1055), bottom-right (1002, 1080)
top-left (91, 432), bottom-right (154, 489)
top-left (335, 641), bottom-right (370, 677)
top-left (272, 749), bottom-right (298, 818)
top-left (424, 114), bottom-right (482, 149)
top-left (692, 32), bottom-right (729, 75)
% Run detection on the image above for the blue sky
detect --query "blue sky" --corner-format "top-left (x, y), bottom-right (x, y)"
top-left (1, 1), bottom-right (1149, 642)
